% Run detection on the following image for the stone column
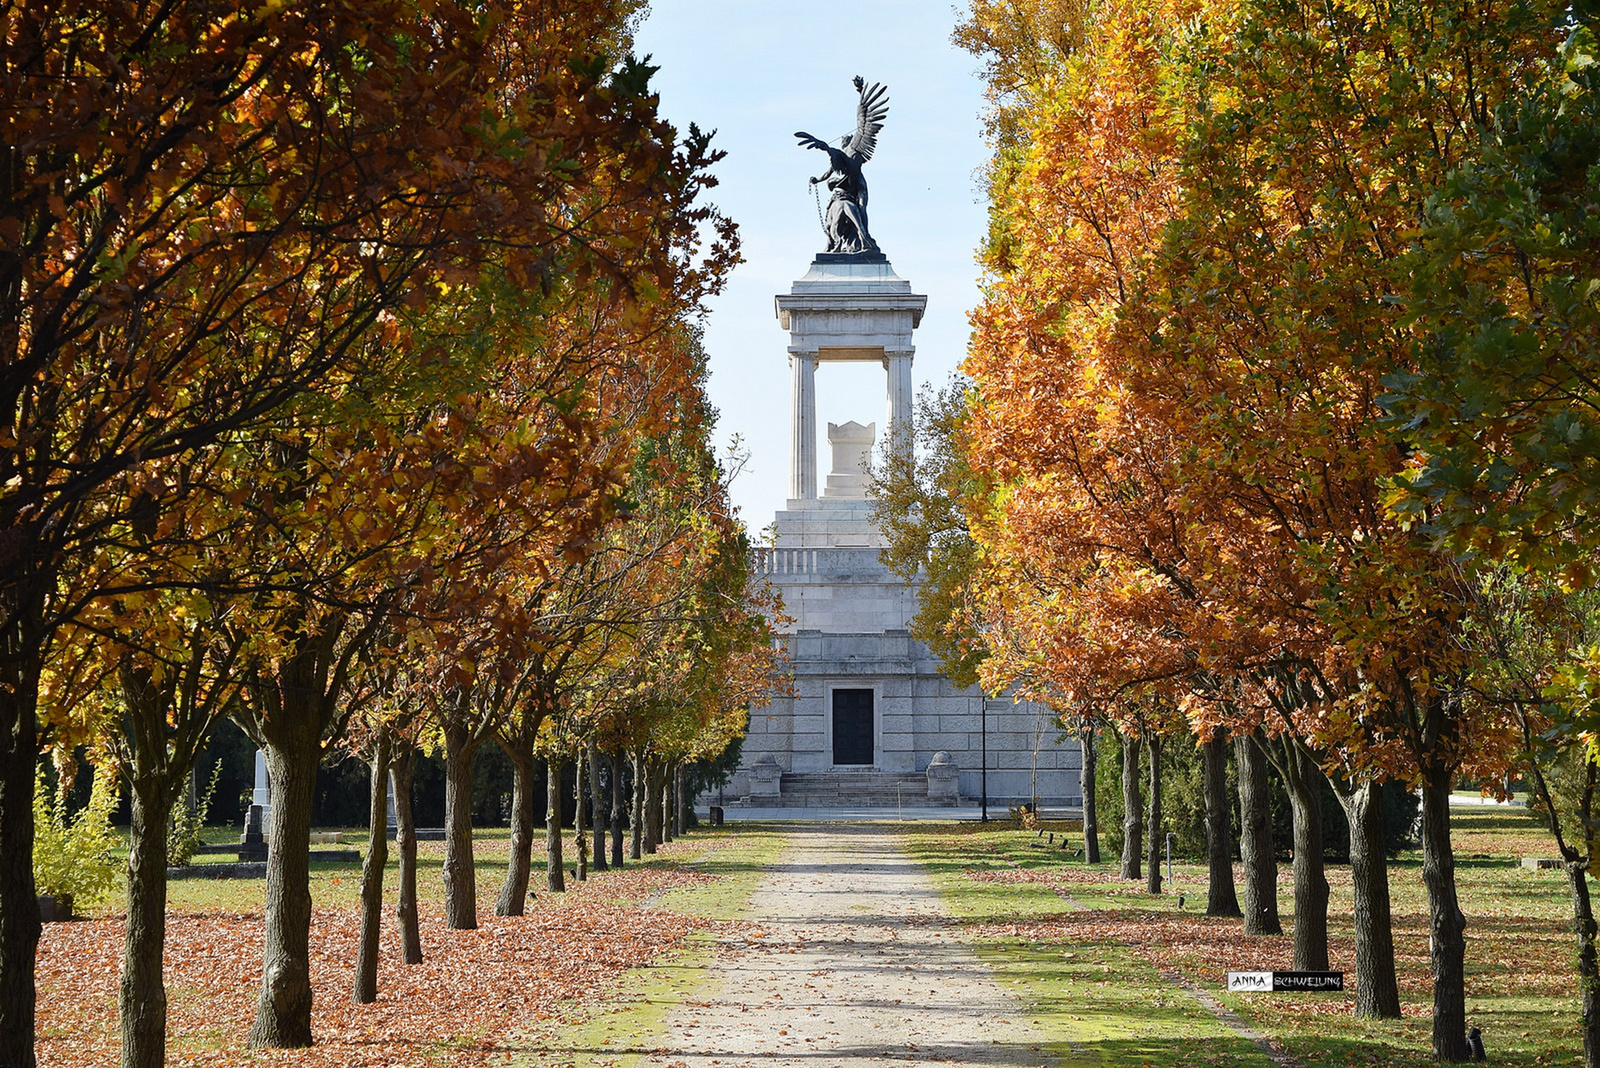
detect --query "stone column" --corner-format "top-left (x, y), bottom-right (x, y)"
top-left (790, 349), bottom-right (818, 499)
top-left (885, 349), bottom-right (914, 457)
top-left (253, 749), bottom-right (270, 810)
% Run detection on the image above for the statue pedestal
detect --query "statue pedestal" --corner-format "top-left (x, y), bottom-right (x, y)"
top-left (813, 251), bottom-right (887, 264)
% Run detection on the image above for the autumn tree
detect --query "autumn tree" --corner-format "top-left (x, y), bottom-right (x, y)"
top-left (956, 3), bottom-right (1566, 1046)
top-left (1459, 572), bottom-right (1600, 1067)
top-left (0, 5), bottom-right (444, 1052)
top-left (1, 1), bottom-right (735, 1060)
top-left (86, 572), bottom-right (246, 1067)
top-left (1383, 16), bottom-right (1600, 1062)
top-left (340, 658), bottom-right (421, 1003)
top-left (1112, 2), bottom-right (1555, 1050)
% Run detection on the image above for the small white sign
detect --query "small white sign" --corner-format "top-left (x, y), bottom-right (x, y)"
top-left (1227, 971), bottom-right (1273, 992)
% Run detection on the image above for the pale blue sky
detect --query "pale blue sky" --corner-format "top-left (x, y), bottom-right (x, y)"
top-left (634, 1), bottom-right (991, 531)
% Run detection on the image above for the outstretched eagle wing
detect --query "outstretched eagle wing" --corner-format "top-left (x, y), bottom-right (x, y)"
top-left (794, 131), bottom-right (832, 153)
top-left (848, 75), bottom-right (889, 163)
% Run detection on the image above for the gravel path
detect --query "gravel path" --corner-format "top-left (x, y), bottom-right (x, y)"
top-left (640, 824), bottom-right (1053, 1067)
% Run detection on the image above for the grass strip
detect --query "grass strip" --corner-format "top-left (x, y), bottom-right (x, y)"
top-left (904, 823), bottom-right (1277, 1067)
top-left (503, 825), bottom-right (788, 1068)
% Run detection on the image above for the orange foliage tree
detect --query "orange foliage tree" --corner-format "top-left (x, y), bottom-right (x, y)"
top-left (958, 0), bottom-right (1561, 1050)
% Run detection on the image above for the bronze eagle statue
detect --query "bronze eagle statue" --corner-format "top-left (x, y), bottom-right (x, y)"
top-left (796, 76), bottom-right (890, 255)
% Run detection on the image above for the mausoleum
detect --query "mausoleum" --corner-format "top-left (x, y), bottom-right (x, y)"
top-left (724, 252), bottom-right (1080, 808)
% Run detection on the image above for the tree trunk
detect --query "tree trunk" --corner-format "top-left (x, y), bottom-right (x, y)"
top-left (610, 751), bottom-right (625, 868)
top-left (353, 733), bottom-right (390, 1004)
top-left (495, 751), bottom-right (536, 916)
top-left (1420, 764), bottom-right (1470, 1061)
top-left (1081, 723), bottom-right (1100, 864)
top-left (0, 641), bottom-right (42, 1068)
top-left (114, 657), bottom-right (207, 1068)
top-left (1567, 861), bottom-right (1600, 1068)
top-left (1120, 733), bottom-right (1142, 881)
top-left (659, 762), bottom-right (673, 845)
top-left (588, 743), bottom-right (608, 872)
top-left (1145, 733), bottom-right (1163, 896)
top-left (574, 751), bottom-right (588, 881)
top-left (1203, 732), bottom-right (1241, 917)
top-left (546, 753), bottom-right (566, 892)
top-left (1337, 777), bottom-right (1400, 1019)
top-left (390, 746), bottom-right (422, 965)
top-left (1283, 740), bottom-right (1330, 973)
top-left (441, 727), bottom-right (480, 930)
top-left (1234, 731), bottom-right (1281, 935)
top-left (643, 756), bottom-right (659, 855)
top-left (248, 730), bottom-right (320, 1048)
top-left (671, 763), bottom-right (679, 837)
top-left (630, 751), bottom-right (644, 860)
top-left (657, 760), bottom-right (667, 843)
top-left (120, 777), bottom-right (173, 1068)
top-left (674, 763), bottom-right (688, 837)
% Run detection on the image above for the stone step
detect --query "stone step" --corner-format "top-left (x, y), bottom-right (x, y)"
top-left (745, 799), bottom-right (957, 808)
top-left (770, 770), bottom-right (939, 807)
top-left (781, 772), bottom-right (927, 782)
top-left (780, 782), bottom-right (929, 791)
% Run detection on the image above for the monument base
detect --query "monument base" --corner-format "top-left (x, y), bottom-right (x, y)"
top-left (813, 251), bottom-right (887, 264)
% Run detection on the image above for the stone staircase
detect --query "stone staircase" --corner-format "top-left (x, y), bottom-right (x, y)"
top-left (752, 770), bottom-right (956, 808)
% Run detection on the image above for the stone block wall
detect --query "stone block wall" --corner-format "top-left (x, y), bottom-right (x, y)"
top-left (730, 626), bottom-right (1081, 804)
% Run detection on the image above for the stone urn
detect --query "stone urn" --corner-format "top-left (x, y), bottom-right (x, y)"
top-left (749, 753), bottom-right (783, 799)
top-left (925, 751), bottom-right (960, 804)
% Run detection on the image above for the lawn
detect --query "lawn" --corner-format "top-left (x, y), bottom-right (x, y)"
top-left (904, 804), bottom-right (1581, 1067)
top-left (35, 825), bottom-right (758, 1067)
top-left (37, 808), bottom-right (1581, 1067)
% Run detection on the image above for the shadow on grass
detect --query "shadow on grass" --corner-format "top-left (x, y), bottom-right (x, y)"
top-left (510, 1035), bottom-right (1259, 1066)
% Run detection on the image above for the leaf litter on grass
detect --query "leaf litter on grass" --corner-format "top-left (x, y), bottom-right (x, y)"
top-left (38, 859), bottom-right (720, 1067)
top-left (938, 820), bottom-right (1583, 1063)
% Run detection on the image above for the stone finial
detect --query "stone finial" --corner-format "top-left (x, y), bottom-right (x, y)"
top-left (824, 421), bottom-right (876, 499)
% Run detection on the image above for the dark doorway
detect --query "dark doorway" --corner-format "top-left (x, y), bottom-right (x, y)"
top-left (832, 688), bottom-right (874, 766)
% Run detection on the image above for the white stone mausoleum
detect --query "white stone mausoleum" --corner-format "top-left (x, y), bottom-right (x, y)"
top-left (724, 254), bottom-right (1081, 808)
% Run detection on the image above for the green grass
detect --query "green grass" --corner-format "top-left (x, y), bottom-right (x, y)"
top-left (902, 805), bottom-right (1585, 1068)
top-left (66, 803), bottom-right (1584, 1066)
top-left (905, 824), bottom-right (1276, 1066)
top-left (651, 825), bottom-right (787, 920)
top-left (154, 828), bottom-right (527, 913)
top-left (503, 825), bottom-right (787, 1068)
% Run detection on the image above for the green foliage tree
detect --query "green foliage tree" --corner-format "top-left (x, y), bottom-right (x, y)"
top-left (1387, 15), bottom-right (1600, 581)
top-left (869, 376), bottom-right (987, 688)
